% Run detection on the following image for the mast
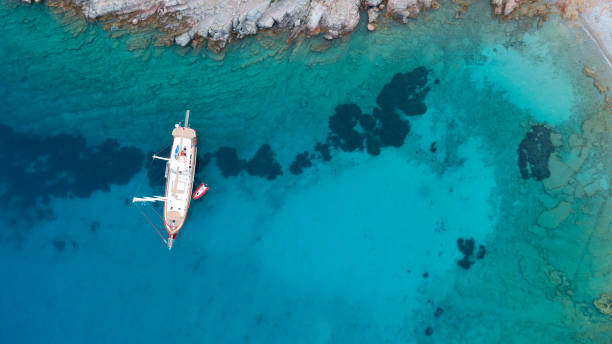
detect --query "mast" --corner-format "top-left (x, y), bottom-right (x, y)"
top-left (184, 109), bottom-right (190, 128)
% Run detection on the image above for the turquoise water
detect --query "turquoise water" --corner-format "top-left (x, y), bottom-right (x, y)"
top-left (1, 1), bottom-right (612, 343)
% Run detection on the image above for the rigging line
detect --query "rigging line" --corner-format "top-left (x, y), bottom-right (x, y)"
top-left (138, 208), bottom-right (167, 246)
top-left (155, 143), bottom-right (172, 156)
top-left (148, 205), bottom-right (163, 221)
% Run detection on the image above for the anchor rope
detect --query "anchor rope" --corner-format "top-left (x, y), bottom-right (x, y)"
top-left (130, 142), bottom-right (172, 245)
top-left (138, 208), bottom-right (167, 246)
top-left (148, 205), bottom-right (163, 221)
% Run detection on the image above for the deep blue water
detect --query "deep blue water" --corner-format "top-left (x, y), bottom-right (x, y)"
top-left (1, 1), bottom-right (612, 343)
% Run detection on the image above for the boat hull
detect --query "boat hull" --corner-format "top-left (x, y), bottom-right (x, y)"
top-left (163, 125), bottom-right (197, 248)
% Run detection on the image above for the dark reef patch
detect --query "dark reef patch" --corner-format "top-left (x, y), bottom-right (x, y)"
top-left (89, 221), bottom-right (100, 232)
top-left (314, 142), bottom-right (332, 161)
top-left (282, 67), bottom-right (433, 175)
top-left (245, 144), bottom-right (283, 180)
top-left (430, 142), bottom-right (437, 153)
top-left (328, 104), bottom-right (364, 152)
top-left (457, 238), bottom-right (475, 270)
top-left (0, 124), bottom-right (143, 228)
top-left (195, 67), bottom-right (434, 180)
top-left (425, 326), bottom-right (433, 336)
top-left (359, 114), bottom-right (376, 132)
top-left (215, 146), bottom-right (245, 177)
top-left (204, 145), bottom-right (283, 180)
top-left (456, 238), bottom-right (486, 270)
top-left (290, 152), bottom-right (313, 175)
top-left (376, 66), bottom-right (430, 116)
top-left (476, 245), bottom-right (486, 259)
top-left (434, 307), bottom-right (444, 318)
top-left (517, 124), bottom-right (554, 180)
top-left (365, 134), bottom-right (381, 156)
top-left (373, 107), bottom-right (410, 147)
top-left (53, 239), bottom-right (66, 252)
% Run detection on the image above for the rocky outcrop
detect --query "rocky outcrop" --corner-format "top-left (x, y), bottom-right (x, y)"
top-left (536, 200), bottom-right (572, 229)
top-left (21, 0), bottom-right (612, 53)
top-left (491, 0), bottom-right (520, 16)
top-left (69, 0), bottom-right (366, 49)
top-left (319, 0), bottom-right (361, 40)
top-left (594, 294), bottom-right (612, 315)
top-left (387, 0), bottom-right (434, 23)
top-left (257, 0), bottom-right (310, 29)
top-left (30, 0), bottom-right (419, 49)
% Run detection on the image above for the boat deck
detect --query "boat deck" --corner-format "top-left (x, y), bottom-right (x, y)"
top-left (164, 126), bottom-right (197, 234)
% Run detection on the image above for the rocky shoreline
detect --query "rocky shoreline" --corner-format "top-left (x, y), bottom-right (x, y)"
top-left (20, 0), bottom-right (611, 59)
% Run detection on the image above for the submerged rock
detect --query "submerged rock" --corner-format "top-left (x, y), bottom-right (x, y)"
top-left (328, 104), bottom-right (364, 152)
top-left (215, 146), bottom-right (245, 177)
top-left (376, 66), bottom-right (430, 116)
top-left (537, 201), bottom-right (572, 229)
top-left (53, 239), bottom-right (66, 252)
top-left (314, 142), bottom-right (332, 161)
top-left (476, 245), bottom-right (486, 259)
top-left (373, 107), bottom-right (410, 147)
top-left (319, 0), bottom-right (361, 39)
top-left (594, 294), bottom-right (612, 315)
top-left (517, 124), bottom-right (555, 180)
top-left (245, 144), bottom-right (283, 180)
top-left (289, 151), bottom-right (313, 175)
top-left (457, 238), bottom-right (475, 270)
top-left (542, 153), bottom-right (574, 190)
top-left (367, 7), bottom-right (380, 31)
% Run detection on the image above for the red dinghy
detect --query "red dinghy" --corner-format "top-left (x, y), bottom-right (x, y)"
top-left (193, 183), bottom-right (209, 200)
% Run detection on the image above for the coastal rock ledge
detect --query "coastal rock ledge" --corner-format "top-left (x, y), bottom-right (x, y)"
top-left (24, 0), bottom-right (612, 54)
top-left (28, 0), bottom-right (436, 49)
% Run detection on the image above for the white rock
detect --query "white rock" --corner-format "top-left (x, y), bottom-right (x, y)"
top-left (503, 0), bottom-right (519, 16)
top-left (307, 2), bottom-right (326, 31)
top-left (257, 14), bottom-right (275, 28)
top-left (387, 0), bottom-right (420, 23)
top-left (368, 7), bottom-right (380, 23)
top-left (320, 0), bottom-right (360, 36)
top-left (260, 0), bottom-right (310, 28)
top-left (175, 31), bottom-right (192, 46)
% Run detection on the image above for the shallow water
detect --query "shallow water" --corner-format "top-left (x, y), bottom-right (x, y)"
top-left (1, 1), bottom-right (611, 343)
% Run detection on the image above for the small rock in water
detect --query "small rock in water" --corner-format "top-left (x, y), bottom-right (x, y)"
top-left (430, 142), bottom-right (437, 153)
top-left (434, 307), bottom-right (444, 317)
top-left (594, 294), bottom-right (612, 315)
top-left (90, 221), bottom-right (100, 232)
top-left (425, 326), bottom-right (433, 336)
top-left (175, 32), bottom-right (192, 47)
top-left (310, 41), bottom-right (331, 53)
top-left (53, 239), bottom-right (66, 252)
top-left (457, 238), bottom-right (475, 270)
top-left (476, 245), bottom-right (486, 259)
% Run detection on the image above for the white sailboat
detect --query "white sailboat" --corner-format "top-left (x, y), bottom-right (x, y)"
top-left (133, 110), bottom-right (197, 250)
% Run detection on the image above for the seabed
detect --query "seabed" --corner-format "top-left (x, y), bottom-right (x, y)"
top-left (0, 0), bottom-right (611, 342)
